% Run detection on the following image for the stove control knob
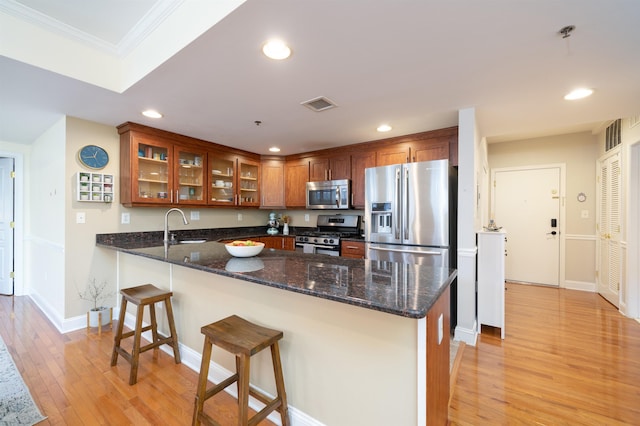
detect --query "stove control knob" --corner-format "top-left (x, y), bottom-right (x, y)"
top-left (329, 239), bottom-right (334, 244)
top-left (303, 237), bottom-right (308, 242)
top-left (323, 239), bottom-right (329, 244)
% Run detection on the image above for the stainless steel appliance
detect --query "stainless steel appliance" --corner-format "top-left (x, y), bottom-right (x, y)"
top-left (306, 179), bottom-right (350, 209)
top-left (295, 214), bottom-right (361, 256)
top-left (365, 159), bottom-right (456, 267)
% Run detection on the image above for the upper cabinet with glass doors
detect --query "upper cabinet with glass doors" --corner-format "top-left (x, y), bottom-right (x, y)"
top-left (174, 146), bottom-right (207, 205)
top-left (208, 152), bottom-right (260, 207)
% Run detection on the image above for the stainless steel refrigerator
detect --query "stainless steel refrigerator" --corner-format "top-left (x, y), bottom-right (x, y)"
top-left (365, 159), bottom-right (456, 268)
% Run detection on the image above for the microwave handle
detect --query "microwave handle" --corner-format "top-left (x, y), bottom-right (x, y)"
top-left (335, 186), bottom-right (340, 208)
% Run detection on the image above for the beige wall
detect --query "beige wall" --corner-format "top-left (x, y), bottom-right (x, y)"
top-left (488, 131), bottom-right (599, 286)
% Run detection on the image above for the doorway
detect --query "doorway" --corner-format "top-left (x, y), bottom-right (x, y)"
top-left (0, 157), bottom-right (15, 295)
top-left (491, 164), bottom-right (565, 287)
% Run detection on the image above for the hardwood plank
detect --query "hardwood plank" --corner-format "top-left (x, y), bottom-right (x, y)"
top-left (0, 295), bottom-right (274, 426)
top-left (449, 283), bottom-right (640, 425)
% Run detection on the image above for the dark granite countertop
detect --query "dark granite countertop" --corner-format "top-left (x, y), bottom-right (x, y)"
top-left (96, 229), bottom-right (455, 319)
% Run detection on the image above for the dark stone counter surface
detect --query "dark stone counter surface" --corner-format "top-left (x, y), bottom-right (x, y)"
top-left (96, 228), bottom-right (456, 319)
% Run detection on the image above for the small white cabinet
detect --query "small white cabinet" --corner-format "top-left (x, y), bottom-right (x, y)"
top-left (477, 230), bottom-right (507, 339)
top-left (77, 172), bottom-right (114, 203)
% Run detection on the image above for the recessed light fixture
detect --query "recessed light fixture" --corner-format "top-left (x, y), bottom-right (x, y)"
top-left (142, 109), bottom-right (163, 118)
top-left (377, 124), bottom-right (392, 132)
top-left (269, 147), bottom-right (281, 153)
top-left (564, 88), bottom-right (593, 100)
top-left (262, 39), bottom-right (291, 60)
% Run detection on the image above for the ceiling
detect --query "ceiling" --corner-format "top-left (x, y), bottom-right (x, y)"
top-left (1, 0), bottom-right (639, 155)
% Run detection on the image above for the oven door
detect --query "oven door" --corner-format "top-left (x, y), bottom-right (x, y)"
top-left (306, 180), bottom-right (350, 209)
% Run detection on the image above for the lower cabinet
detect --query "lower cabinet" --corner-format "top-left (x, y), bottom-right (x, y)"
top-left (341, 240), bottom-right (365, 259)
top-left (477, 230), bottom-right (507, 339)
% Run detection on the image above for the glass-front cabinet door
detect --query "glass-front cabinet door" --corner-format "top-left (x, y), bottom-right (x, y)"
top-left (175, 146), bottom-right (207, 205)
top-left (208, 152), bottom-right (236, 205)
top-left (134, 136), bottom-right (172, 204)
top-left (238, 158), bottom-right (260, 207)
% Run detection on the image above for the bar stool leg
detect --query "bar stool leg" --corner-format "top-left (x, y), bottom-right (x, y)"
top-left (165, 298), bottom-right (181, 363)
top-left (129, 303), bottom-right (145, 385)
top-left (271, 342), bottom-right (290, 425)
top-left (111, 297), bottom-right (127, 366)
top-left (149, 303), bottom-right (159, 357)
top-left (192, 338), bottom-right (213, 426)
top-left (237, 354), bottom-right (251, 425)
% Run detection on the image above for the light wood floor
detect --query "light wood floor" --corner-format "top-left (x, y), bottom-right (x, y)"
top-left (1, 283), bottom-right (639, 425)
top-left (0, 295), bottom-right (274, 425)
top-left (449, 282), bottom-right (640, 425)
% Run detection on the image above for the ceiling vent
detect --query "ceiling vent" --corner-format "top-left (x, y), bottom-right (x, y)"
top-left (301, 96), bottom-right (337, 112)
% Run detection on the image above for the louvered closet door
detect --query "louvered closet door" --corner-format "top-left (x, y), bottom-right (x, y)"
top-left (598, 152), bottom-right (621, 306)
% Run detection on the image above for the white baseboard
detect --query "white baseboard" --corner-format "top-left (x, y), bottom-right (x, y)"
top-left (454, 322), bottom-right (478, 347)
top-left (563, 280), bottom-right (596, 292)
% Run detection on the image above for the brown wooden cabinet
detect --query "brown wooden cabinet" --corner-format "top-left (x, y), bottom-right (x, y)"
top-left (285, 158), bottom-right (309, 208)
top-left (206, 151), bottom-right (260, 207)
top-left (119, 128), bottom-right (175, 207)
top-left (341, 240), bottom-right (365, 259)
top-left (174, 145), bottom-right (208, 206)
top-left (255, 236), bottom-right (295, 251)
top-left (350, 150), bottom-right (376, 209)
top-left (376, 144), bottom-right (410, 166)
top-left (309, 154), bottom-right (351, 181)
top-left (260, 157), bottom-right (285, 208)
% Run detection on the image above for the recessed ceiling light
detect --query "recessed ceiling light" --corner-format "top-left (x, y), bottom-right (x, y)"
top-left (564, 88), bottom-right (593, 100)
top-left (377, 124), bottom-right (392, 132)
top-left (262, 39), bottom-right (291, 60)
top-left (142, 110), bottom-right (163, 118)
top-left (269, 147), bottom-right (281, 153)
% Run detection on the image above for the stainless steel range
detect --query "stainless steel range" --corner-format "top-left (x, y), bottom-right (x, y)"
top-left (295, 214), bottom-right (361, 256)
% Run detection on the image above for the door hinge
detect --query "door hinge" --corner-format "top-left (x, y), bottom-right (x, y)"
top-left (10, 221), bottom-right (15, 229)
top-left (10, 171), bottom-right (15, 179)
top-left (10, 271), bottom-right (15, 279)
top-left (493, 180), bottom-right (496, 187)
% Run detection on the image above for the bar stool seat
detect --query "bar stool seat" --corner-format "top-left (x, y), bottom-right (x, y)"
top-left (110, 284), bottom-right (181, 385)
top-left (193, 315), bottom-right (289, 426)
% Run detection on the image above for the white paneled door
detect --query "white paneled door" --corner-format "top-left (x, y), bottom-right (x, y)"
top-left (0, 158), bottom-right (14, 295)
top-left (597, 152), bottom-right (621, 307)
top-left (492, 166), bottom-right (562, 287)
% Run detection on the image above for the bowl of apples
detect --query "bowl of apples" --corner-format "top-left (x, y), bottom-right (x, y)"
top-left (224, 240), bottom-right (265, 257)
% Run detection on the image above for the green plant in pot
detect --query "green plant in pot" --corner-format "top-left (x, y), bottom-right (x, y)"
top-left (78, 278), bottom-right (114, 328)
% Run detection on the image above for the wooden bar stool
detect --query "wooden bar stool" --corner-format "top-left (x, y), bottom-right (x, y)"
top-left (192, 315), bottom-right (289, 426)
top-left (110, 284), bottom-right (181, 385)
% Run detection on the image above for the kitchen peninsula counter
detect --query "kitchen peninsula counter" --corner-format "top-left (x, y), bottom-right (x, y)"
top-left (97, 234), bottom-right (455, 319)
top-left (97, 230), bottom-right (455, 425)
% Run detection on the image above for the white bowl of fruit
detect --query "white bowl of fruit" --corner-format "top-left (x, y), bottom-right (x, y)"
top-left (224, 240), bottom-right (265, 257)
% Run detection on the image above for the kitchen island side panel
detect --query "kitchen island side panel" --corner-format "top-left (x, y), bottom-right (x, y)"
top-left (118, 252), bottom-right (421, 426)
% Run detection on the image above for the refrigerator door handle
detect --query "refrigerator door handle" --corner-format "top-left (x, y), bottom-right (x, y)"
top-left (395, 167), bottom-right (401, 239)
top-left (404, 165), bottom-right (409, 240)
top-left (369, 246), bottom-right (442, 256)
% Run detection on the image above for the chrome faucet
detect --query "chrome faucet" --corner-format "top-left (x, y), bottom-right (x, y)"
top-left (164, 208), bottom-right (189, 243)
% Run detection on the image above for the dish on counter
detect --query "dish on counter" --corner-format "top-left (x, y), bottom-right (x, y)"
top-left (225, 241), bottom-right (264, 257)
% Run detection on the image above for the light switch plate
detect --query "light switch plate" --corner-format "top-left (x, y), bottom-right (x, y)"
top-left (237, 213), bottom-right (243, 221)
top-left (305, 214), bottom-right (310, 222)
top-left (581, 210), bottom-right (589, 218)
top-left (121, 212), bottom-right (130, 224)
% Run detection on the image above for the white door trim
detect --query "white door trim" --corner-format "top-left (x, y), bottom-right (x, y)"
top-left (0, 152), bottom-right (24, 296)
top-left (626, 141), bottom-right (640, 318)
top-left (490, 163), bottom-right (566, 288)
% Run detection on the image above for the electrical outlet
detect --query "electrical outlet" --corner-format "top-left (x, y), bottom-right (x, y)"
top-left (76, 212), bottom-right (85, 224)
top-left (121, 212), bottom-right (130, 224)
top-left (581, 210), bottom-right (589, 219)
top-left (237, 213), bottom-right (243, 221)
top-left (438, 313), bottom-right (444, 345)
top-left (305, 214), bottom-right (310, 222)
top-left (191, 211), bottom-right (200, 221)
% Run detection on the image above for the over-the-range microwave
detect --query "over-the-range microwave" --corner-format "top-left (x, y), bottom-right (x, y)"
top-left (306, 179), bottom-right (351, 209)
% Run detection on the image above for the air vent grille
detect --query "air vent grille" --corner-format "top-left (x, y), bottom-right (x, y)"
top-left (301, 96), bottom-right (337, 112)
top-left (605, 119), bottom-right (621, 151)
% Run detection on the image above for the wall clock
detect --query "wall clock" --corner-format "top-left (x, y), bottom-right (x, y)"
top-left (78, 145), bottom-right (109, 170)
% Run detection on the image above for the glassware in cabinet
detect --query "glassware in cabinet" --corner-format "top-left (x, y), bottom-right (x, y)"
top-left (175, 148), bottom-right (206, 204)
top-left (136, 141), bottom-right (170, 202)
top-left (238, 159), bottom-right (260, 206)
top-left (208, 154), bottom-right (236, 204)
